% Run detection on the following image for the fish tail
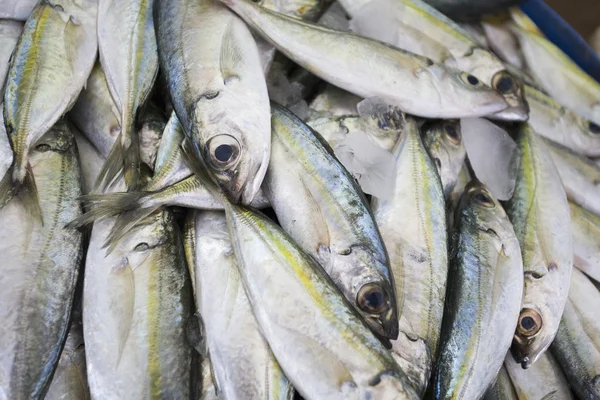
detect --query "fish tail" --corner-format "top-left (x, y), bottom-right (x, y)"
top-left (104, 205), bottom-right (161, 253)
top-left (122, 122), bottom-right (141, 191)
top-left (66, 191), bottom-right (147, 229)
top-left (0, 163), bottom-right (42, 223)
top-left (95, 126), bottom-right (141, 191)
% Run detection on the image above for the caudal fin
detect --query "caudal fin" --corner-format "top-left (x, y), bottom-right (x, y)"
top-left (0, 164), bottom-right (42, 223)
top-left (103, 205), bottom-right (161, 253)
top-left (66, 191), bottom-right (146, 229)
top-left (95, 130), bottom-right (141, 191)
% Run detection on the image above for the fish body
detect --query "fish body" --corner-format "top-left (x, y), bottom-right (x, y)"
top-left (307, 84), bottom-right (361, 120)
top-left (341, 0), bottom-right (527, 120)
top-left (3, 0), bottom-right (97, 191)
top-left (156, 0), bottom-right (271, 204)
top-left (570, 202), bottom-right (600, 282)
top-left (526, 85), bottom-right (600, 157)
top-left (194, 210), bottom-right (293, 400)
top-left (265, 104), bottom-right (399, 339)
top-left (505, 352), bottom-right (572, 400)
top-left (83, 209), bottom-right (193, 399)
top-left (371, 117), bottom-right (447, 396)
top-left (218, 0), bottom-right (508, 119)
top-left (551, 269), bottom-right (600, 400)
top-left (482, 366), bottom-right (517, 400)
top-left (45, 319), bottom-right (90, 400)
top-left (433, 181), bottom-right (523, 400)
top-left (0, 120), bottom-right (83, 400)
top-left (505, 124), bottom-right (573, 369)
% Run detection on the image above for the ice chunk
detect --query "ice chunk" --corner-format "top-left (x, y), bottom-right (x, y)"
top-left (267, 64), bottom-right (305, 107)
top-left (461, 118), bottom-right (518, 200)
top-left (308, 84), bottom-right (361, 120)
top-left (334, 131), bottom-right (397, 200)
top-left (289, 100), bottom-right (309, 121)
top-left (318, 2), bottom-right (350, 32)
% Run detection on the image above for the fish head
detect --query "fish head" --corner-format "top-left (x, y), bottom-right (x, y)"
top-left (573, 114), bottom-right (600, 149)
top-left (328, 245), bottom-right (399, 339)
top-left (421, 119), bottom-right (465, 196)
top-left (428, 64), bottom-right (508, 116)
top-left (510, 303), bottom-right (550, 369)
top-left (191, 92), bottom-right (270, 204)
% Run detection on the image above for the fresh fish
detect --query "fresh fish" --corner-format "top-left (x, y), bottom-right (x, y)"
top-left (204, 186), bottom-right (419, 399)
top-left (511, 10), bottom-right (600, 125)
top-left (0, 120), bottom-right (83, 399)
top-left (505, 352), bottom-right (573, 400)
top-left (421, 119), bottom-right (466, 198)
top-left (0, 111), bottom-right (12, 177)
top-left (526, 84), bottom-right (600, 157)
top-left (542, 137), bottom-right (600, 218)
top-left (0, 0), bottom-right (38, 21)
top-left (83, 209), bottom-right (193, 399)
top-left (0, 20), bottom-right (22, 89)
top-left (194, 210), bottom-right (294, 399)
top-left (340, 0), bottom-right (528, 121)
top-left (433, 180), bottom-right (523, 400)
top-left (69, 62), bottom-right (122, 160)
top-left (551, 268), bottom-right (600, 400)
top-left (505, 123), bottom-right (573, 369)
top-left (371, 117), bottom-right (447, 396)
top-left (137, 102), bottom-right (166, 170)
top-left (423, 0), bottom-right (525, 22)
top-left (265, 104), bottom-right (399, 339)
top-left (45, 318), bottom-right (90, 400)
top-left (482, 366), bottom-right (517, 400)
top-left (73, 127), bottom-right (106, 195)
top-left (447, 163), bottom-right (470, 229)
top-left (307, 84), bottom-right (361, 120)
top-left (156, 0), bottom-right (271, 204)
top-left (217, 0), bottom-right (508, 119)
top-left (2, 0), bottom-right (97, 213)
top-left (96, 0), bottom-right (158, 190)
top-left (570, 202), bottom-right (600, 282)
top-left (481, 18), bottom-right (525, 70)
top-left (264, 0), bottom-right (334, 20)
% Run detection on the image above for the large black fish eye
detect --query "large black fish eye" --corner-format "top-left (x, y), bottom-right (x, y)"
top-left (493, 71), bottom-right (517, 95)
top-left (517, 308), bottom-right (542, 337)
top-left (467, 75), bottom-right (479, 86)
top-left (589, 121), bottom-right (600, 134)
top-left (215, 144), bottom-right (234, 163)
top-left (471, 189), bottom-right (494, 208)
top-left (444, 122), bottom-right (461, 144)
top-left (357, 284), bottom-right (388, 314)
top-left (521, 316), bottom-right (535, 330)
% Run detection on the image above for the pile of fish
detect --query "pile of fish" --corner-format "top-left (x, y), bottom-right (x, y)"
top-left (1, 0), bottom-right (600, 398)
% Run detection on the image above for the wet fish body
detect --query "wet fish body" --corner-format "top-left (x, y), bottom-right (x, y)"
top-left (505, 351), bottom-right (572, 400)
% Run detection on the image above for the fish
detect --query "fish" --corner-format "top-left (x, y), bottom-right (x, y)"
top-left (83, 209), bottom-right (194, 399)
top-left (371, 116), bottom-right (448, 396)
top-left (433, 180), bottom-right (523, 400)
top-left (505, 352), bottom-right (573, 400)
top-left (1, 0), bottom-right (97, 214)
top-left (0, 20), bottom-right (22, 89)
top-left (525, 84), bottom-right (600, 157)
top-left (0, 0), bottom-right (38, 21)
top-left (421, 119), bottom-right (466, 199)
top-left (72, 126), bottom-right (106, 196)
top-left (217, 0), bottom-right (508, 119)
top-left (201, 180), bottom-right (419, 399)
top-left (542, 137), bottom-right (600, 219)
top-left (570, 202), bottom-right (600, 283)
top-left (0, 120), bottom-right (84, 399)
top-left (69, 62), bottom-right (122, 161)
top-left (136, 102), bottom-right (166, 171)
top-left (551, 268), bottom-right (600, 400)
top-left (511, 9), bottom-right (600, 125)
top-left (481, 18), bottom-right (526, 70)
top-left (504, 123), bottom-right (573, 369)
top-left (264, 103), bottom-right (399, 339)
top-left (340, 0), bottom-right (528, 121)
top-left (96, 0), bottom-right (158, 190)
top-left (482, 366), bottom-right (517, 400)
top-left (45, 317), bottom-right (90, 400)
top-left (193, 210), bottom-right (294, 399)
top-left (156, 0), bottom-right (271, 204)
top-left (423, 0), bottom-right (525, 22)
top-left (307, 84), bottom-right (361, 120)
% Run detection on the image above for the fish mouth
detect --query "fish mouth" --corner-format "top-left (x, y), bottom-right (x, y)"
top-left (488, 101), bottom-right (530, 122)
top-left (366, 309), bottom-right (399, 340)
top-left (240, 152), bottom-right (270, 205)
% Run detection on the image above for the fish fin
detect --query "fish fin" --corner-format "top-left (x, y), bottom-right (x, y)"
top-left (66, 191), bottom-right (146, 228)
top-left (95, 136), bottom-right (125, 190)
top-left (0, 167), bottom-right (16, 212)
top-left (220, 19), bottom-right (246, 78)
top-left (110, 257), bottom-right (135, 368)
top-left (180, 138), bottom-right (224, 202)
top-left (122, 127), bottom-right (141, 191)
top-left (63, 15), bottom-right (84, 74)
top-left (104, 206), bottom-right (161, 253)
top-left (21, 164), bottom-right (42, 224)
top-left (95, 129), bottom-right (141, 191)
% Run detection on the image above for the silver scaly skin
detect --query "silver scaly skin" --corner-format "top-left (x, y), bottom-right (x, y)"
top-left (433, 180), bottom-right (523, 400)
top-left (551, 269), bottom-right (600, 400)
top-left (505, 123), bottom-right (573, 369)
top-left (505, 352), bottom-right (573, 400)
top-left (194, 210), bottom-right (294, 400)
top-left (265, 103), bottom-right (399, 339)
top-left (570, 202), bottom-right (600, 282)
top-left (0, 120), bottom-right (84, 399)
top-left (371, 116), bottom-right (447, 396)
top-left (217, 0), bottom-right (509, 119)
top-left (156, 0), bottom-right (271, 204)
top-left (482, 366), bottom-right (517, 400)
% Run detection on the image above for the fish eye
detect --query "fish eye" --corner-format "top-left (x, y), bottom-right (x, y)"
top-left (35, 144), bottom-right (52, 152)
top-left (469, 188), bottom-right (495, 208)
top-left (460, 73), bottom-right (482, 87)
top-left (444, 122), bottom-right (461, 144)
top-left (516, 308), bottom-right (542, 337)
top-left (589, 121), bottom-right (600, 134)
top-left (134, 242), bottom-right (149, 251)
top-left (492, 71), bottom-right (517, 95)
top-left (357, 284), bottom-right (388, 314)
top-left (206, 135), bottom-right (241, 170)
top-left (202, 91), bottom-right (220, 100)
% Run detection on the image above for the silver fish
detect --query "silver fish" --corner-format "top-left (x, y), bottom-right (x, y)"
top-left (307, 84), bottom-right (361, 120)
top-left (156, 0), bottom-right (271, 204)
top-left (433, 180), bottom-right (523, 400)
top-left (570, 201), bottom-right (600, 283)
top-left (482, 366), bottom-right (517, 400)
top-left (265, 103), bottom-right (399, 339)
top-left (505, 124), bottom-right (573, 369)
top-left (505, 352), bottom-right (572, 400)
top-left (218, 0), bottom-right (509, 119)
top-left (0, 120), bottom-right (83, 399)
